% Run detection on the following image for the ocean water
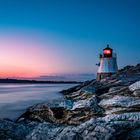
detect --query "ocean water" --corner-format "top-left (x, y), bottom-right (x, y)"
top-left (0, 84), bottom-right (76, 120)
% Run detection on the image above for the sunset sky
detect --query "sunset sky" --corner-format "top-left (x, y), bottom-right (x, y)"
top-left (0, 0), bottom-right (140, 77)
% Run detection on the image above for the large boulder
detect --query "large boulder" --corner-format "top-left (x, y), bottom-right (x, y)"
top-left (17, 102), bottom-right (99, 125)
top-left (99, 95), bottom-right (140, 114)
top-left (99, 86), bottom-right (133, 100)
top-left (99, 95), bottom-right (140, 108)
top-left (133, 90), bottom-right (140, 97)
top-left (103, 112), bottom-right (140, 122)
top-left (72, 95), bottom-right (97, 110)
top-left (108, 86), bottom-right (124, 93)
top-left (25, 122), bottom-right (64, 140)
top-left (0, 119), bottom-right (37, 140)
top-left (17, 103), bottom-right (57, 123)
top-left (72, 95), bottom-right (103, 114)
top-left (129, 81), bottom-right (140, 92)
top-left (80, 85), bottom-right (97, 94)
top-left (17, 103), bottom-right (70, 124)
top-left (129, 81), bottom-right (140, 97)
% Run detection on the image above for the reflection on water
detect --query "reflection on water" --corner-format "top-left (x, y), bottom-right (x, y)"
top-left (0, 84), bottom-right (76, 120)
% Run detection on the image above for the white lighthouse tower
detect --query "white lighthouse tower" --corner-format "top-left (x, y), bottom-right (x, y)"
top-left (97, 44), bottom-right (118, 81)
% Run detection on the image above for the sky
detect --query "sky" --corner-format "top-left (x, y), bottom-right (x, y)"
top-left (0, 0), bottom-right (140, 77)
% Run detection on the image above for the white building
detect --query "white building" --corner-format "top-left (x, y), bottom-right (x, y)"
top-left (97, 44), bottom-right (118, 80)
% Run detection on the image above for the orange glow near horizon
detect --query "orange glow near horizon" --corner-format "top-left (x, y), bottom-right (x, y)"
top-left (0, 33), bottom-right (95, 77)
top-left (0, 35), bottom-right (60, 77)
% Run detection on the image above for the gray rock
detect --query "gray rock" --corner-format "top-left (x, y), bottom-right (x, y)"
top-left (80, 86), bottom-right (96, 94)
top-left (103, 112), bottom-right (140, 122)
top-left (99, 95), bottom-right (140, 108)
top-left (72, 95), bottom-right (97, 110)
top-left (126, 127), bottom-right (140, 140)
top-left (25, 122), bottom-right (64, 140)
top-left (0, 119), bottom-right (37, 140)
top-left (17, 103), bottom-right (57, 123)
top-left (129, 81), bottom-right (140, 92)
top-left (99, 86), bottom-right (132, 100)
top-left (108, 86), bottom-right (124, 93)
top-left (56, 126), bottom-right (82, 140)
top-left (46, 99), bottom-right (73, 109)
top-left (55, 113), bottom-right (140, 140)
top-left (133, 90), bottom-right (140, 97)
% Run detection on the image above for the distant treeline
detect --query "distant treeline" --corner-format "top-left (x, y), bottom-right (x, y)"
top-left (0, 78), bottom-right (82, 84)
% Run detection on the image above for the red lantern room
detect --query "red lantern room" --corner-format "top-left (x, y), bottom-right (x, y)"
top-left (103, 44), bottom-right (112, 57)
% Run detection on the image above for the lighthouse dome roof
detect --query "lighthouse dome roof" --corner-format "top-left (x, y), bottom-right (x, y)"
top-left (103, 44), bottom-right (112, 51)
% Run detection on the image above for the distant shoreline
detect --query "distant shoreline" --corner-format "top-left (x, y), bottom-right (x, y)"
top-left (0, 78), bottom-right (82, 84)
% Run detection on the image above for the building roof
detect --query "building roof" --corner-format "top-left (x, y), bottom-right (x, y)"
top-left (103, 44), bottom-right (112, 50)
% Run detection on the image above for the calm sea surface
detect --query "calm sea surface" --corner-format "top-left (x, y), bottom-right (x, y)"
top-left (0, 84), bottom-right (76, 120)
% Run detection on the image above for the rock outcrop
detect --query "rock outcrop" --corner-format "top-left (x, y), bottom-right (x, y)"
top-left (0, 64), bottom-right (140, 140)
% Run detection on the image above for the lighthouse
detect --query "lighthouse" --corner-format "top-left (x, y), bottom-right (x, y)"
top-left (97, 44), bottom-right (118, 81)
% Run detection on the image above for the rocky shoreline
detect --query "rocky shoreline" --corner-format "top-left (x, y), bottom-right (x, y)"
top-left (0, 64), bottom-right (140, 140)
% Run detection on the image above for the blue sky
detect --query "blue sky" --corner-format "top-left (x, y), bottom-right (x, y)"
top-left (0, 0), bottom-right (140, 77)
